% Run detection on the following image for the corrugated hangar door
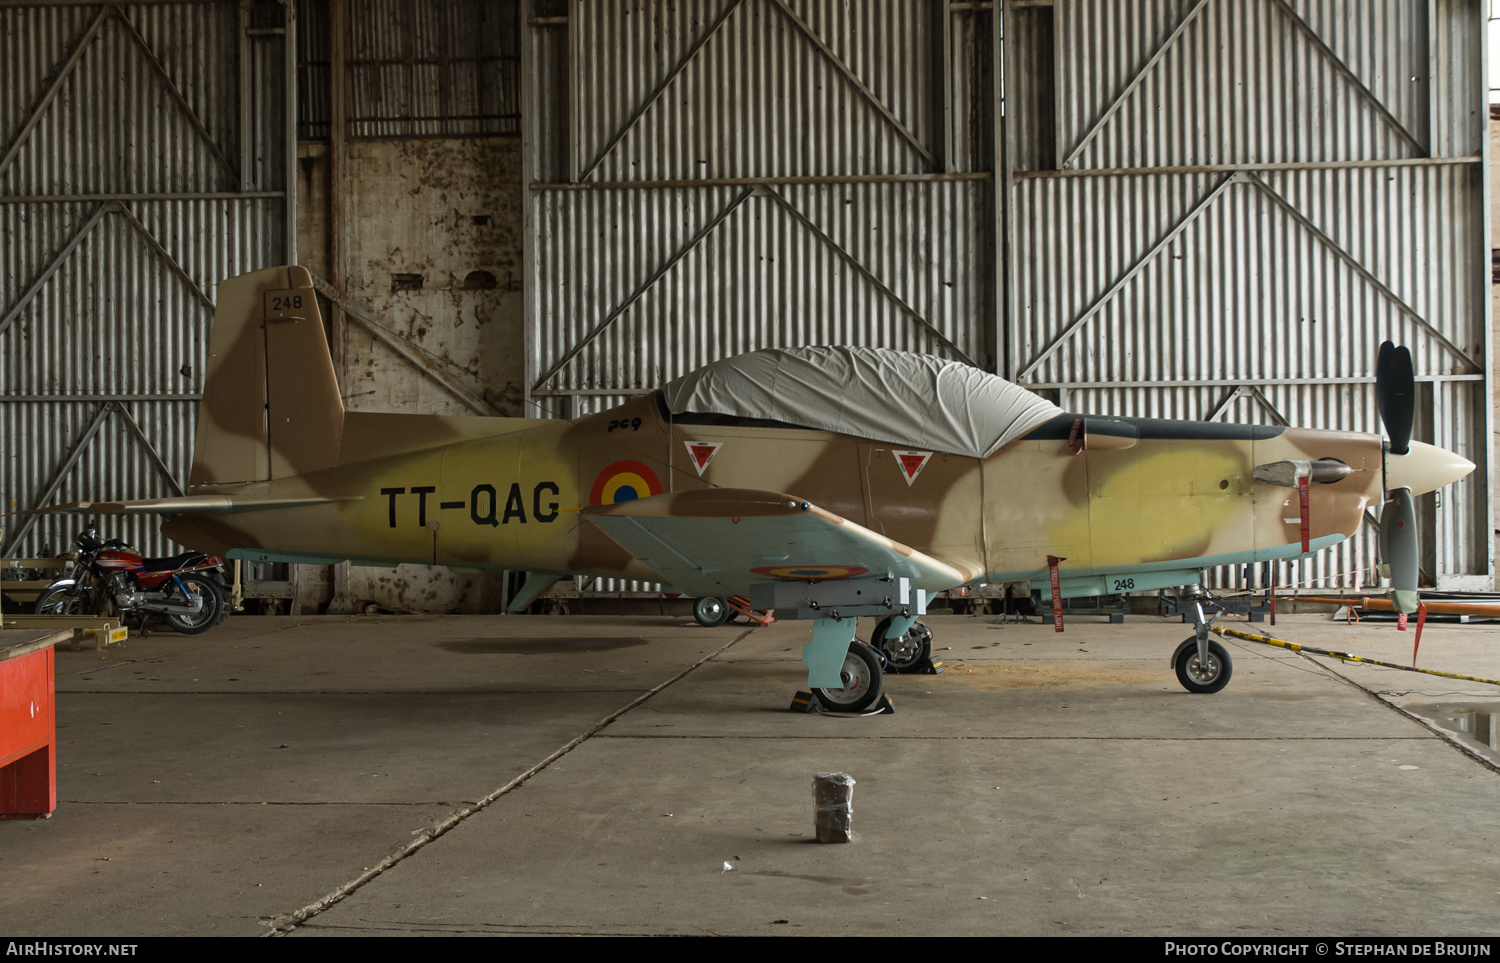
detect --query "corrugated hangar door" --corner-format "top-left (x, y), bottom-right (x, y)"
top-left (523, 0), bottom-right (999, 596)
top-left (1004, 0), bottom-right (1492, 592)
top-left (523, 0), bottom-right (1491, 601)
top-left (1, 1), bottom-right (296, 559)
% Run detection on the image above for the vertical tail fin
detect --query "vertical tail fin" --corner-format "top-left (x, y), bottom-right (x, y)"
top-left (188, 266), bottom-right (344, 487)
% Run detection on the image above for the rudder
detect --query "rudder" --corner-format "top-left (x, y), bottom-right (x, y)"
top-left (188, 265), bottom-right (344, 487)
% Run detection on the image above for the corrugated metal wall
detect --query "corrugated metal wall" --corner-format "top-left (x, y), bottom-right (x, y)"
top-left (1, 0), bottom-right (294, 559)
top-left (526, 0), bottom-right (996, 407)
top-left (525, 0), bottom-right (1491, 598)
top-left (298, 0), bottom-right (520, 141)
top-left (1013, 0), bottom-right (1491, 591)
top-left (525, 0), bottom-right (997, 594)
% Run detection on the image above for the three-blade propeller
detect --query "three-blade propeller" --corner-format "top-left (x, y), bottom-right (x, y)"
top-left (1376, 341), bottom-right (1420, 614)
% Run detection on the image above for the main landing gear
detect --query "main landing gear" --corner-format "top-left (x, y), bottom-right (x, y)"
top-left (870, 616), bottom-right (933, 673)
top-left (812, 640), bottom-right (884, 713)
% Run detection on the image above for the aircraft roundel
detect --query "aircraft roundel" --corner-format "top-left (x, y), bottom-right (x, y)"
top-left (749, 565), bottom-right (869, 581)
top-left (590, 460), bottom-right (663, 506)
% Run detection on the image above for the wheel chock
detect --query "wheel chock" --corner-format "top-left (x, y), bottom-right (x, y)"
top-left (790, 690), bottom-right (821, 713)
top-left (788, 691), bottom-right (896, 716)
top-left (918, 656), bottom-right (945, 675)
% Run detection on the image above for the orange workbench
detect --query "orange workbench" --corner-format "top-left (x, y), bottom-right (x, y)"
top-left (1, 628), bottom-right (69, 819)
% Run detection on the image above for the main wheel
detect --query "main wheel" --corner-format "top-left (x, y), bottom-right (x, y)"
top-left (33, 583), bottom-right (89, 616)
top-left (1174, 638), bottom-right (1233, 694)
top-left (692, 596), bottom-right (729, 627)
top-left (813, 640), bottom-right (884, 713)
top-left (162, 573), bottom-right (223, 635)
top-left (871, 617), bottom-right (933, 673)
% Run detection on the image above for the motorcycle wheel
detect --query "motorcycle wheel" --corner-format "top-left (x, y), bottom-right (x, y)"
top-left (162, 573), bottom-right (224, 635)
top-left (33, 583), bottom-right (89, 616)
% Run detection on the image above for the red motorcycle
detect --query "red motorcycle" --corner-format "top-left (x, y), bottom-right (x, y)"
top-left (33, 523), bottom-right (226, 634)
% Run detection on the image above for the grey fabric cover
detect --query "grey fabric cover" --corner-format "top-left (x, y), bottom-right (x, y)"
top-left (660, 346), bottom-right (1061, 459)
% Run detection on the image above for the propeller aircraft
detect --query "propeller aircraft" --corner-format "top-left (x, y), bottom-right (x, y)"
top-left (25, 266), bottom-right (1476, 710)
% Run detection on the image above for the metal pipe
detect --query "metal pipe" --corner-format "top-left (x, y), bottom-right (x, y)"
top-left (284, 0), bottom-right (298, 266)
top-left (532, 172), bottom-right (991, 191)
top-left (1017, 157), bottom-right (1479, 178)
top-left (0, 192), bottom-right (287, 203)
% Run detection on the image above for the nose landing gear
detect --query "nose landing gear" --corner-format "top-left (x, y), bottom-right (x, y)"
top-left (1170, 586), bottom-right (1233, 694)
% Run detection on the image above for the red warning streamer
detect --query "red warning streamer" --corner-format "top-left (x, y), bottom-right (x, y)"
top-left (1412, 600), bottom-right (1427, 667)
top-left (1047, 555), bottom-right (1065, 633)
top-left (1067, 418), bottom-right (1085, 455)
top-left (1297, 474), bottom-right (1310, 554)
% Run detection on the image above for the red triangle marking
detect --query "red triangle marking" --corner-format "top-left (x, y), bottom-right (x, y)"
top-left (684, 441), bottom-right (721, 476)
top-left (895, 451), bottom-right (931, 484)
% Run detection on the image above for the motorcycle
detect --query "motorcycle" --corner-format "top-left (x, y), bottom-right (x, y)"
top-left (32, 522), bottom-right (227, 635)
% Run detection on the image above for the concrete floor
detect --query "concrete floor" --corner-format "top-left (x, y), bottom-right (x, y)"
top-left (5, 609), bottom-right (1500, 936)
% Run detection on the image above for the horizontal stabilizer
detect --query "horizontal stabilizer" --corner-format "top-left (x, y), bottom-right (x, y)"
top-left (582, 488), bottom-right (980, 597)
top-left (21, 495), bottom-right (354, 516)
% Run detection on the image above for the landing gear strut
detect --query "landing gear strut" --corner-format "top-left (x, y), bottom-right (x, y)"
top-left (1169, 586), bottom-right (1233, 694)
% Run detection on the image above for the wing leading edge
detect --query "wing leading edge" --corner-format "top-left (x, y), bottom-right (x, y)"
top-left (580, 488), bottom-right (980, 598)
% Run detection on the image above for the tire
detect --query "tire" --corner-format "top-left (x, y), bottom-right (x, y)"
top-left (871, 617), bottom-right (932, 673)
top-left (813, 641), bottom-right (884, 713)
top-left (1174, 638), bottom-right (1233, 694)
top-left (693, 596), bottom-right (729, 627)
top-left (161, 573), bottom-right (223, 635)
top-left (33, 583), bottom-right (89, 616)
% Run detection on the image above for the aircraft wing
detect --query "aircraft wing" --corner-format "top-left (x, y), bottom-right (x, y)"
top-left (19, 495), bottom-right (353, 515)
top-left (580, 488), bottom-right (981, 598)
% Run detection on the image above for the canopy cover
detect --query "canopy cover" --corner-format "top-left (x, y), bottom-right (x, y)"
top-left (660, 346), bottom-right (1062, 459)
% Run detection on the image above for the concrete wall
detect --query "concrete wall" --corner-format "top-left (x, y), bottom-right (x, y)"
top-left (296, 136), bottom-right (525, 613)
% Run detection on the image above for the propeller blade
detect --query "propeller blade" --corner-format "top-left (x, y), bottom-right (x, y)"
top-left (1381, 487), bottom-right (1419, 614)
top-left (1376, 341), bottom-right (1414, 456)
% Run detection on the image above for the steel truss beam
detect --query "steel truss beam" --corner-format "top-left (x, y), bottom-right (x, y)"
top-left (573, 0), bottom-right (937, 179)
top-left (766, 0), bottom-right (936, 170)
top-left (1060, 0), bottom-right (1212, 170)
top-left (0, 6), bottom-right (109, 179)
top-left (1021, 157), bottom-right (1477, 179)
top-left (1266, 0), bottom-right (1425, 155)
top-left (536, 172), bottom-right (989, 191)
top-left (1061, 0), bottom-right (1423, 170)
top-left (308, 274), bottom-right (500, 417)
top-left (531, 184), bottom-right (974, 393)
top-left (530, 187), bottom-right (755, 391)
top-left (1017, 172), bottom-right (1236, 381)
top-left (0, 4), bottom-right (240, 187)
top-left (1026, 374), bottom-right (1483, 391)
top-left (0, 192), bottom-right (287, 203)
top-left (111, 2), bottom-right (241, 188)
top-left (758, 185), bottom-right (975, 366)
top-left (0, 200), bottom-right (212, 339)
top-left (1204, 385), bottom-right (1289, 426)
top-left (2, 400), bottom-right (185, 555)
top-left (1016, 171), bottom-right (1479, 382)
top-left (576, 0), bottom-right (746, 183)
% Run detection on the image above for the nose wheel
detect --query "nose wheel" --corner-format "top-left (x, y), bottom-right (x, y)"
top-left (1173, 637), bottom-right (1233, 694)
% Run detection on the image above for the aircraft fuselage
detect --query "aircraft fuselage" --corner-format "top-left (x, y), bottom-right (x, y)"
top-left (164, 392), bottom-right (1388, 598)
